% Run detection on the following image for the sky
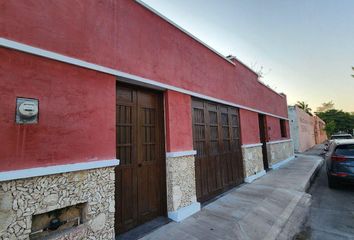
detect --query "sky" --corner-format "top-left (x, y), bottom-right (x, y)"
top-left (141, 0), bottom-right (354, 112)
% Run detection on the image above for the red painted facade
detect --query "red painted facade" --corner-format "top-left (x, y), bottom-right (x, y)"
top-left (165, 90), bottom-right (193, 152)
top-left (239, 109), bottom-right (261, 144)
top-left (0, 0), bottom-right (290, 172)
top-left (0, 48), bottom-right (116, 171)
top-left (266, 116), bottom-right (290, 141)
top-left (1, 0), bottom-right (287, 117)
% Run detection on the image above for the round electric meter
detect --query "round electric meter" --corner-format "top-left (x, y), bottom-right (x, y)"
top-left (18, 101), bottom-right (38, 118)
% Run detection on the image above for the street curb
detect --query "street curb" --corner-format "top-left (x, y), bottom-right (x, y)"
top-left (304, 158), bottom-right (324, 192)
top-left (264, 193), bottom-right (303, 240)
top-left (273, 156), bottom-right (323, 240)
top-left (275, 193), bottom-right (312, 240)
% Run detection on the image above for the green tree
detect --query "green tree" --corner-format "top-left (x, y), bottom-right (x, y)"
top-left (324, 120), bottom-right (336, 137)
top-left (317, 109), bottom-right (354, 136)
top-left (296, 101), bottom-right (313, 116)
top-left (316, 101), bottom-right (334, 113)
top-left (352, 66), bottom-right (354, 78)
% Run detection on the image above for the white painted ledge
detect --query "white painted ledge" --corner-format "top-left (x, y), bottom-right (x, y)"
top-left (270, 156), bottom-right (295, 170)
top-left (242, 143), bottom-right (263, 148)
top-left (0, 38), bottom-right (289, 121)
top-left (266, 139), bottom-right (293, 145)
top-left (166, 150), bottom-right (197, 158)
top-left (0, 159), bottom-right (120, 182)
top-left (244, 170), bottom-right (266, 183)
top-left (168, 202), bottom-right (201, 222)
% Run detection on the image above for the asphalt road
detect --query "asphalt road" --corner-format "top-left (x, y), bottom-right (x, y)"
top-left (295, 145), bottom-right (354, 240)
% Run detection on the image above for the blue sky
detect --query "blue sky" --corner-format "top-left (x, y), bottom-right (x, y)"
top-left (141, 0), bottom-right (354, 112)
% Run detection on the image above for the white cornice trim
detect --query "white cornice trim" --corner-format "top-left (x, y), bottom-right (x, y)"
top-left (242, 143), bottom-right (263, 148)
top-left (166, 150), bottom-right (197, 158)
top-left (0, 37), bottom-right (288, 120)
top-left (266, 139), bottom-right (293, 145)
top-left (0, 159), bottom-right (120, 182)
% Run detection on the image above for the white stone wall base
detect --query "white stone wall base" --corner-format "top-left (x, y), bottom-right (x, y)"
top-left (242, 145), bottom-right (264, 178)
top-left (244, 170), bottom-right (266, 183)
top-left (270, 156), bottom-right (296, 169)
top-left (168, 202), bottom-right (201, 222)
top-left (0, 167), bottom-right (115, 239)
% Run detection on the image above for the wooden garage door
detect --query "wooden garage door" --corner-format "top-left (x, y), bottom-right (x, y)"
top-left (115, 83), bottom-right (166, 234)
top-left (192, 98), bottom-right (244, 203)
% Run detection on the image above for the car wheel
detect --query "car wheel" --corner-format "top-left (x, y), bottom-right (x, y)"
top-left (328, 175), bottom-right (339, 189)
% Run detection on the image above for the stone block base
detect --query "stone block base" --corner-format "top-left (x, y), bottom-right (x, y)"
top-left (242, 144), bottom-right (264, 180)
top-left (267, 140), bottom-right (294, 167)
top-left (166, 153), bottom-right (200, 221)
top-left (0, 167), bottom-right (115, 240)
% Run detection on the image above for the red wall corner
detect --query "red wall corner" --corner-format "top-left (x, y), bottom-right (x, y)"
top-left (165, 90), bottom-right (193, 152)
top-left (0, 48), bottom-right (116, 172)
top-left (239, 109), bottom-right (260, 145)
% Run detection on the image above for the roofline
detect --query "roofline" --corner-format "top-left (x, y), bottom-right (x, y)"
top-left (135, 0), bottom-right (235, 66)
top-left (136, 1), bottom-right (284, 97)
top-left (136, 1), bottom-right (257, 72)
top-left (257, 79), bottom-right (284, 97)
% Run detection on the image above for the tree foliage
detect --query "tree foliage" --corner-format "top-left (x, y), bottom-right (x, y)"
top-left (352, 66), bottom-right (354, 78)
top-left (316, 101), bottom-right (334, 113)
top-left (316, 109), bottom-right (354, 136)
top-left (324, 120), bottom-right (336, 137)
top-left (296, 101), bottom-right (313, 116)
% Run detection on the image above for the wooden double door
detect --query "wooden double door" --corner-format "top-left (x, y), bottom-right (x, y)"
top-left (115, 83), bottom-right (166, 234)
top-left (192, 98), bottom-right (244, 203)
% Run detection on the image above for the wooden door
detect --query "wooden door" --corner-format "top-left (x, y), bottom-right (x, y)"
top-left (258, 114), bottom-right (269, 170)
top-left (115, 83), bottom-right (166, 234)
top-left (192, 98), bottom-right (243, 203)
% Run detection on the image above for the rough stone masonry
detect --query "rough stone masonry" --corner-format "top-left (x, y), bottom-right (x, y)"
top-left (0, 167), bottom-right (115, 240)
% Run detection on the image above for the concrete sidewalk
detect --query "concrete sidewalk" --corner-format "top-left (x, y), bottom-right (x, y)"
top-left (141, 154), bottom-right (323, 240)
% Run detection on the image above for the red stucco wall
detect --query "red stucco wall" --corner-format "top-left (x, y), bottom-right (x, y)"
top-left (0, 48), bottom-right (116, 171)
top-left (267, 116), bottom-right (281, 141)
top-left (0, 0), bottom-right (288, 118)
top-left (0, 0), bottom-right (290, 172)
top-left (314, 116), bottom-right (327, 144)
top-left (239, 109), bottom-right (260, 144)
top-left (296, 107), bottom-right (316, 152)
top-left (266, 116), bottom-right (290, 142)
top-left (165, 90), bottom-right (193, 152)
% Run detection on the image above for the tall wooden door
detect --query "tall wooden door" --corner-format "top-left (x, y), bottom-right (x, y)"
top-left (192, 98), bottom-right (244, 203)
top-left (258, 114), bottom-right (269, 170)
top-left (115, 83), bottom-right (166, 234)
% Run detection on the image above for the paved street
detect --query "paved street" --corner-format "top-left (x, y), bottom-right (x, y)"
top-left (295, 145), bottom-right (354, 240)
top-left (141, 154), bottom-right (322, 240)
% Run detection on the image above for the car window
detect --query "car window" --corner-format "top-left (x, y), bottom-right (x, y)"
top-left (335, 144), bottom-right (354, 156)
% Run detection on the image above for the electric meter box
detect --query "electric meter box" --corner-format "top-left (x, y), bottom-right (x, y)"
top-left (16, 97), bottom-right (39, 124)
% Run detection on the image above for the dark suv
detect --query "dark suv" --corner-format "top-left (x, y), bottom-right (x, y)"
top-left (324, 134), bottom-right (353, 152)
top-left (326, 140), bottom-right (354, 188)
